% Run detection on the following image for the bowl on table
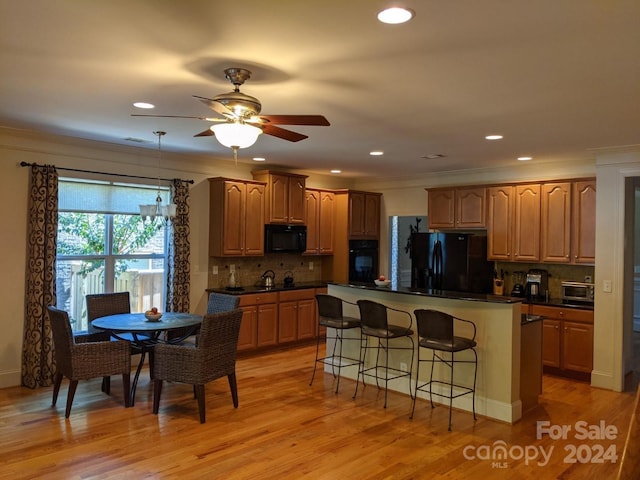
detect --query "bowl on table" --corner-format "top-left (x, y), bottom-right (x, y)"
top-left (144, 312), bottom-right (162, 322)
top-left (374, 279), bottom-right (391, 287)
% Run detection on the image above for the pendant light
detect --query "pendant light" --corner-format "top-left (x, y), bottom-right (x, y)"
top-left (139, 131), bottom-right (177, 224)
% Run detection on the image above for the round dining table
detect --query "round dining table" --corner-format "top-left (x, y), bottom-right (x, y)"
top-left (92, 312), bottom-right (203, 405)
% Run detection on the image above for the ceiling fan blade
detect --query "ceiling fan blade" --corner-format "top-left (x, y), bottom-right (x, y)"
top-left (194, 128), bottom-right (215, 137)
top-left (131, 114), bottom-right (225, 122)
top-left (193, 95), bottom-right (235, 118)
top-left (261, 124), bottom-right (308, 142)
top-left (254, 115), bottom-right (330, 126)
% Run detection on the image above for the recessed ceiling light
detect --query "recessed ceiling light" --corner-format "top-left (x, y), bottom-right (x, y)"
top-left (485, 134), bottom-right (503, 140)
top-left (330, 169), bottom-right (342, 174)
top-left (377, 7), bottom-right (415, 24)
top-left (133, 102), bottom-right (155, 109)
top-left (517, 156), bottom-right (533, 161)
top-left (370, 151), bottom-right (384, 156)
top-left (252, 157), bottom-right (266, 162)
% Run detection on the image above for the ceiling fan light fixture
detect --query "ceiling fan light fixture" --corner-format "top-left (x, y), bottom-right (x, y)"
top-left (211, 122), bottom-right (262, 149)
top-left (377, 7), bottom-right (415, 24)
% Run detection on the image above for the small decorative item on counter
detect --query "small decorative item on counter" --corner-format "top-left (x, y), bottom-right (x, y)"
top-left (374, 274), bottom-right (391, 287)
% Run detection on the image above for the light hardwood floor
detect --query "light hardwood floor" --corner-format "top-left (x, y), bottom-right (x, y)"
top-left (1, 343), bottom-right (636, 479)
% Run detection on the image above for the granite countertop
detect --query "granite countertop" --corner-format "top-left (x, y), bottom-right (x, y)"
top-left (206, 281), bottom-right (328, 295)
top-left (329, 282), bottom-right (522, 304)
top-left (520, 297), bottom-right (594, 311)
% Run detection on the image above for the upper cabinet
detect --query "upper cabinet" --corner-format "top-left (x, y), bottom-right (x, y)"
top-left (349, 191), bottom-right (381, 238)
top-left (305, 188), bottom-right (335, 255)
top-left (209, 178), bottom-right (266, 257)
top-left (541, 180), bottom-right (596, 264)
top-left (487, 184), bottom-right (541, 261)
top-left (428, 187), bottom-right (486, 229)
top-left (252, 170), bottom-right (307, 224)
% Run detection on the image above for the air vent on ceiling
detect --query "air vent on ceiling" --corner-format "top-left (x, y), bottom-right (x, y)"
top-left (421, 154), bottom-right (447, 159)
top-left (124, 137), bottom-right (147, 143)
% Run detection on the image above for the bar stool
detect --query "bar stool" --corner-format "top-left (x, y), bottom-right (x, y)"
top-left (410, 309), bottom-right (477, 431)
top-left (309, 294), bottom-right (362, 394)
top-left (353, 299), bottom-right (414, 408)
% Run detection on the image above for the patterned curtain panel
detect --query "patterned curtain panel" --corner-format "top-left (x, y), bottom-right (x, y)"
top-left (166, 179), bottom-right (191, 313)
top-left (22, 165), bottom-right (58, 388)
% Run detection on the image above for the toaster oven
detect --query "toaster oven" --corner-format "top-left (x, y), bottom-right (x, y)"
top-left (561, 281), bottom-right (595, 305)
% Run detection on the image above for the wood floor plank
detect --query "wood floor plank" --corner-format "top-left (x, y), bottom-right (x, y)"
top-left (0, 343), bottom-right (636, 479)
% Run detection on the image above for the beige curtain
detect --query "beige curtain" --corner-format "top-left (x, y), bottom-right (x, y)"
top-left (22, 165), bottom-right (58, 388)
top-left (166, 179), bottom-right (191, 313)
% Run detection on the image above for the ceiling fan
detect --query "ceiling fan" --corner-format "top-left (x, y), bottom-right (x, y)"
top-left (133, 68), bottom-right (330, 153)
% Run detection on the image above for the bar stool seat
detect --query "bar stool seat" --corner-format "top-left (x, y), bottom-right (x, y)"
top-left (353, 299), bottom-right (414, 408)
top-left (411, 308), bottom-right (478, 431)
top-left (309, 294), bottom-right (361, 394)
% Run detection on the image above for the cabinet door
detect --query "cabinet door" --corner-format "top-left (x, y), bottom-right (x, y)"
top-left (563, 321), bottom-right (594, 373)
top-left (238, 305), bottom-right (258, 351)
top-left (364, 194), bottom-right (380, 237)
top-left (348, 192), bottom-right (366, 237)
top-left (244, 182), bottom-right (265, 255)
top-left (278, 301), bottom-right (298, 343)
top-left (513, 184), bottom-right (540, 261)
top-left (487, 186), bottom-right (513, 260)
top-left (288, 176), bottom-right (307, 224)
top-left (541, 182), bottom-right (571, 263)
top-left (222, 181), bottom-right (246, 256)
top-left (305, 189), bottom-right (320, 254)
top-left (268, 174), bottom-right (289, 223)
top-left (572, 180), bottom-right (596, 264)
top-left (319, 191), bottom-right (335, 254)
top-left (456, 187), bottom-right (486, 228)
top-left (542, 319), bottom-right (561, 368)
top-left (428, 189), bottom-right (455, 228)
top-left (296, 298), bottom-right (317, 340)
top-left (256, 303), bottom-right (278, 347)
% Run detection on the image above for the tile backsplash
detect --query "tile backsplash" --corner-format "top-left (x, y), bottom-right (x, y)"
top-left (495, 262), bottom-right (595, 299)
top-left (208, 254), bottom-right (324, 289)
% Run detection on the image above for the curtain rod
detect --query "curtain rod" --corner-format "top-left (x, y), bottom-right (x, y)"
top-left (19, 161), bottom-right (195, 184)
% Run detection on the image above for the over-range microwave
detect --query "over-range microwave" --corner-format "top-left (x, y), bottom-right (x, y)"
top-left (561, 281), bottom-right (595, 305)
top-left (264, 224), bottom-right (307, 253)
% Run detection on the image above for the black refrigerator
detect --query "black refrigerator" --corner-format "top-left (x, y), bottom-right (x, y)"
top-left (410, 232), bottom-right (494, 293)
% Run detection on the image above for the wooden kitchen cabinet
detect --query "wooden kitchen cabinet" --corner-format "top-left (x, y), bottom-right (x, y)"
top-left (252, 170), bottom-right (307, 224)
top-left (531, 304), bottom-right (593, 378)
top-left (428, 187), bottom-right (486, 229)
top-left (541, 179), bottom-right (596, 264)
top-left (571, 180), bottom-right (596, 264)
top-left (304, 189), bottom-right (335, 255)
top-left (488, 183), bottom-right (540, 261)
top-left (349, 191), bottom-right (381, 238)
top-left (238, 292), bottom-right (278, 351)
top-left (209, 178), bottom-right (265, 257)
top-left (278, 289), bottom-right (317, 342)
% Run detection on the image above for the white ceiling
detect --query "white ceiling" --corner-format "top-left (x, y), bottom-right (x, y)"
top-left (1, 0), bottom-right (639, 178)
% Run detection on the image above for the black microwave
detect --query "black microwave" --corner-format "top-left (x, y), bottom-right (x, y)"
top-left (265, 224), bottom-right (307, 253)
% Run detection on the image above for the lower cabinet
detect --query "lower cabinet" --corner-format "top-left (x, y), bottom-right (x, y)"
top-left (531, 305), bottom-right (593, 378)
top-left (235, 287), bottom-right (325, 353)
top-left (238, 292), bottom-right (278, 351)
top-left (278, 289), bottom-right (317, 343)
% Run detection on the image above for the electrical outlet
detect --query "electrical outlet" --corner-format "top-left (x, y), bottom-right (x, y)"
top-left (603, 280), bottom-right (612, 293)
top-left (400, 362), bottom-right (408, 372)
top-left (584, 275), bottom-right (592, 283)
top-left (229, 264), bottom-right (235, 274)
top-left (309, 261), bottom-right (314, 271)
top-left (212, 266), bottom-right (218, 275)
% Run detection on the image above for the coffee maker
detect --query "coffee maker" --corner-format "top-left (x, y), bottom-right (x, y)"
top-left (526, 269), bottom-right (549, 301)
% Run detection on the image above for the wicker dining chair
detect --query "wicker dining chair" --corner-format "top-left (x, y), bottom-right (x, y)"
top-left (47, 306), bottom-right (131, 417)
top-left (152, 308), bottom-right (244, 423)
top-left (86, 292), bottom-right (150, 390)
top-left (165, 292), bottom-right (240, 343)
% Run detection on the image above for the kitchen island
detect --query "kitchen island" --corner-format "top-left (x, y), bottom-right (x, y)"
top-left (327, 283), bottom-right (533, 423)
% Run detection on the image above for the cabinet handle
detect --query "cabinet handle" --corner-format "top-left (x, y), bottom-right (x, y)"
top-left (555, 326), bottom-right (559, 330)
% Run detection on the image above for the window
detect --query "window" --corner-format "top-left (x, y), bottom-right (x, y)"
top-left (55, 179), bottom-right (169, 332)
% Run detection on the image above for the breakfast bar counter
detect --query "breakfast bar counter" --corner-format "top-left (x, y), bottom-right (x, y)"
top-left (327, 283), bottom-right (529, 423)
